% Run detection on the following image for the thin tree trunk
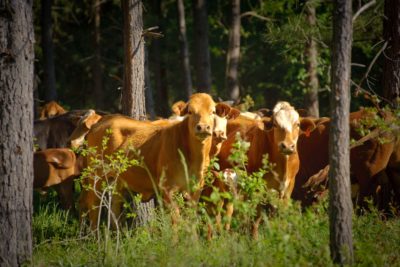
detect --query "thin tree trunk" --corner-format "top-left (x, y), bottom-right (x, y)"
top-left (193, 0), bottom-right (212, 93)
top-left (177, 0), bottom-right (193, 98)
top-left (92, 0), bottom-right (104, 109)
top-left (145, 46), bottom-right (156, 119)
top-left (383, 0), bottom-right (400, 108)
top-left (0, 1), bottom-right (34, 265)
top-left (304, 2), bottom-right (320, 117)
top-left (226, 0), bottom-right (241, 101)
top-left (41, 0), bottom-right (57, 101)
top-left (152, 0), bottom-right (169, 117)
top-left (329, 0), bottom-right (354, 265)
top-left (121, 0), bottom-right (145, 120)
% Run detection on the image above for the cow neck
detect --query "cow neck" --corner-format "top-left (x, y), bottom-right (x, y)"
top-left (246, 125), bottom-right (268, 172)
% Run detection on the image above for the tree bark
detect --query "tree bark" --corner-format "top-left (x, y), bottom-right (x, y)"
top-left (382, 0), bottom-right (400, 107)
top-left (0, 1), bottom-right (34, 265)
top-left (41, 0), bottom-right (57, 101)
top-left (92, 0), bottom-right (104, 109)
top-left (304, 2), bottom-right (320, 117)
top-left (226, 0), bottom-right (241, 102)
top-left (177, 0), bottom-right (193, 98)
top-left (329, 0), bottom-right (354, 265)
top-left (193, 0), bottom-right (212, 93)
top-left (152, 0), bottom-right (169, 117)
top-left (121, 0), bottom-right (146, 120)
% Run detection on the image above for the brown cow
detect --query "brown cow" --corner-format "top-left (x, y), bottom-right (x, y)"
top-left (217, 101), bottom-right (315, 238)
top-left (68, 110), bottom-right (103, 149)
top-left (293, 109), bottom-right (399, 211)
top-left (39, 101), bottom-right (67, 120)
top-left (79, 93), bottom-right (234, 229)
top-left (34, 148), bottom-right (83, 210)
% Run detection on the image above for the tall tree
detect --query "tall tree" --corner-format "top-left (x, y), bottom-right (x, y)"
top-left (382, 0), bottom-right (400, 107)
top-left (92, 0), bottom-right (104, 109)
top-left (152, 0), bottom-right (169, 117)
top-left (226, 0), bottom-right (241, 101)
top-left (328, 0), bottom-right (354, 264)
top-left (0, 0), bottom-right (34, 265)
top-left (193, 0), bottom-right (211, 93)
top-left (177, 0), bottom-right (193, 98)
top-left (304, 1), bottom-right (320, 117)
top-left (144, 46), bottom-right (156, 119)
top-left (41, 0), bottom-right (57, 101)
top-left (121, 0), bottom-right (145, 119)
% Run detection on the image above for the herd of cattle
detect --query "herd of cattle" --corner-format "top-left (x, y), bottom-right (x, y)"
top-left (33, 94), bottom-right (400, 233)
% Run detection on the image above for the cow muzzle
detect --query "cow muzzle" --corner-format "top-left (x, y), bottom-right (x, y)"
top-left (213, 131), bottom-right (227, 142)
top-left (278, 142), bottom-right (296, 155)
top-left (195, 123), bottom-right (212, 139)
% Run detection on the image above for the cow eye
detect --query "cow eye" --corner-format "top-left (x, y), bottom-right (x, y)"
top-left (188, 110), bottom-right (192, 115)
top-left (212, 110), bottom-right (216, 115)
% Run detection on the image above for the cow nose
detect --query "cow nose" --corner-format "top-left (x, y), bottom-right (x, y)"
top-left (195, 124), bottom-right (212, 134)
top-left (213, 131), bottom-right (227, 141)
top-left (279, 142), bottom-right (295, 154)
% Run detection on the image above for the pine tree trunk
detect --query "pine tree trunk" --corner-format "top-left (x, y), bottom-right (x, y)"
top-left (145, 46), bottom-right (156, 119)
top-left (304, 2), bottom-right (320, 117)
top-left (41, 0), bottom-right (57, 101)
top-left (226, 0), bottom-right (241, 101)
top-left (121, 0), bottom-right (145, 120)
top-left (329, 0), bottom-right (354, 265)
top-left (177, 0), bottom-right (193, 98)
top-left (92, 0), bottom-right (104, 109)
top-left (383, 0), bottom-right (400, 107)
top-left (193, 0), bottom-right (212, 93)
top-left (0, 1), bottom-right (34, 265)
top-left (152, 0), bottom-right (169, 117)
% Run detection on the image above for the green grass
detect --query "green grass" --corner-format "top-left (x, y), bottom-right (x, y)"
top-left (32, 200), bottom-right (400, 267)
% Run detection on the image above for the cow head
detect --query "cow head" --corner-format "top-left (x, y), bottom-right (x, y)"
top-left (264, 101), bottom-right (315, 155)
top-left (68, 110), bottom-right (102, 149)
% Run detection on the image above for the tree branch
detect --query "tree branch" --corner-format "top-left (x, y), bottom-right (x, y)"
top-left (240, 11), bottom-right (271, 22)
top-left (352, 0), bottom-right (376, 23)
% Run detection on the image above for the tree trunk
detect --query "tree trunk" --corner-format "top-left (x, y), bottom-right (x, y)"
top-left (145, 46), bottom-right (156, 120)
top-left (193, 0), bottom-right (212, 93)
top-left (121, 0), bottom-right (145, 120)
top-left (41, 0), bottom-right (57, 101)
top-left (177, 0), bottom-right (193, 98)
top-left (152, 0), bottom-right (169, 117)
top-left (92, 0), bottom-right (104, 109)
top-left (226, 0), bottom-right (241, 101)
top-left (0, 1), bottom-right (34, 265)
top-left (304, 2), bottom-right (320, 117)
top-left (383, 0), bottom-right (400, 107)
top-left (329, 0), bottom-right (354, 265)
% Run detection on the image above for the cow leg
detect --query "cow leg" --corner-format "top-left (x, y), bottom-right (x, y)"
top-left (55, 177), bottom-right (75, 212)
top-left (224, 202), bottom-right (234, 231)
top-left (252, 205), bottom-right (263, 240)
top-left (387, 167), bottom-right (400, 210)
top-left (79, 185), bottom-right (101, 231)
top-left (375, 171), bottom-right (391, 214)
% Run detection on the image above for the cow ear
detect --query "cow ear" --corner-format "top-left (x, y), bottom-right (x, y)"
top-left (178, 102), bottom-right (189, 116)
top-left (215, 103), bottom-right (231, 117)
top-left (227, 108), bottom-right (240, 120)
top-left (262, 117), bottom-right (274, 131)
top-left (84, 113), bottom-right (102, 129)
top-left (300, 118), bottom-right (316, 136)
top-left (171, 101), bottom-right (187, 116)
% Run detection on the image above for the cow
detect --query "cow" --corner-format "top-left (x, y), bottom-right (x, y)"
top-left (217, 101), bottom-right (315, 238)
top-left (293, 109), bottom-right (399, 212)
top-left (34, 110), bottom-right (107, 151)
top-left (34, 148), bottom-right (83, 210)
top-left (39, 101), bottom-right (67, 120)
top-left (79, 93), bottom-right (235, 229)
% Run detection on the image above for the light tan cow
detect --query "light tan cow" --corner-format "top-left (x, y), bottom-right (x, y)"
top-left (39, 101), bottom-right (67, 120)
top-left (68, 109), bottom-right (103, 149)
top-left (79, 93), bottom-right (234, 229)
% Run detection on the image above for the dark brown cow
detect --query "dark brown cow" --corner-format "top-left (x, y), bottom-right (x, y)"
top-left (34, 148), bottom-right (83, 210)
top-left (293, 109), bottom-right (399, 211)
top-left (34, 110), bottom-right (107, 150)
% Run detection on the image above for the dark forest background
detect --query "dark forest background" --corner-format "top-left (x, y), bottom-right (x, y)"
top-left (33, 0), bottom-right (386, 117)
